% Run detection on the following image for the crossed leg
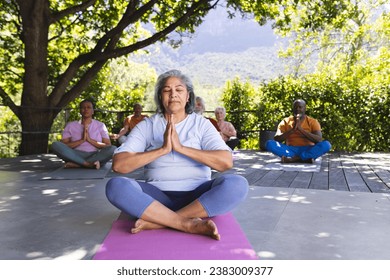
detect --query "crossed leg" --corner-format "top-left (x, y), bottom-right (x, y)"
top-left (132, 199), bottom-right (219, 240)
top-left (106, 175), bottom-right (248, 240)
top-left (64, 160), bottom-right (100, 169)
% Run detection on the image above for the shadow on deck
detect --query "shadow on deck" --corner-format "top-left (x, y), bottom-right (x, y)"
top-left (228, 150), bottom-right (390, 193)
top-left (1, 151), bottom-right (390, 260)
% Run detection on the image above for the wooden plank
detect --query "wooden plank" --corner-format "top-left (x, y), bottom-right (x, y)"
top-left (271, 171), bottom-right (298, 188)
top-left (356, 165), bottom-right (390, 193)
top-left (220, 151), bottom-right (390, 193)
top-left (341, 155), bottom-right (371, 192)
top-left (243, 169), bottom-right (268, 185)
top-left (320, 153), bottom-right (329, 171)
top-left (233, 150), bottom-right (274, 167)
top-left (360, 153), bottom-right (390, 173)
top-left (366, 154), bottom-right (390, 191)
top-left (288, 172), bottom-right (312, 189)
top-left (309, 171), bottom-right (329, 190)
top-left (309, 154), bottom-right (329, 190)
top-left (373, 170), bottom-right (390, 190)
top-left (350, 153), bottom-right (390, 193)
top-left (253, 170), bottom-right (283, 186)
top-left (328, 153), bottom-right (349, 191)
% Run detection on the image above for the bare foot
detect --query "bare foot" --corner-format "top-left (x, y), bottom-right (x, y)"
top-left (302, 158), bottom-right (314, 164)
top-left (131, 218), bottom-right (220, 240)
top-left (83, 161), bottom-right (100, 169)
top-left (281, 155), bottom-right (300, 163)
top-left (131, 219), bottom-right (165, 234)
top-left (282, 156), bottom-right (314, 164)
top-left (64, 162), bottom-right (81, 168)
top-left (93, 161), bottom-right (100, 169)
top-left (184, 218), bottom-right (220, 240)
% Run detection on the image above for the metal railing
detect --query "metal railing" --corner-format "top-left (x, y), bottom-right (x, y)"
top-left (0, 108), bottom-right (267, 158)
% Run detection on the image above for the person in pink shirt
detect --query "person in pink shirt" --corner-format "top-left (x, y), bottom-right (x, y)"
top-left (51, 99), bottom-right (116, 169)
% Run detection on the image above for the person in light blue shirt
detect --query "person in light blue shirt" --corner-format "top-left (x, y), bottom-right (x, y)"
top-left (106, 70), bottom-right (248, 240)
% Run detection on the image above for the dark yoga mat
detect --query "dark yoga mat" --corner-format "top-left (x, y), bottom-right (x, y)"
top-left (93, 212), bottom-right (258, 260)
top-left (41, 163), bottom-right (112, 180)
top-left (106, 167), bottom-right (145, 180)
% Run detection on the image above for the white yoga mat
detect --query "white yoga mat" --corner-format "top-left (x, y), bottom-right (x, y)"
top-left (263, 157), bottom-right (322, 172)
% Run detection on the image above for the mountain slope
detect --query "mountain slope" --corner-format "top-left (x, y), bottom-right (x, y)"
top-left (136, 46), bottom-right (286, 87)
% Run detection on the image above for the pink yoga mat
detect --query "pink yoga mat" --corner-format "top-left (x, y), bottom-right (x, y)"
top-left (93, 212), bottom-right (258, 260)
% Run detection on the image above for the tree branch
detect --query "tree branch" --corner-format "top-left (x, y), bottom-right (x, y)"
top-left (49, 13), bottom-right (83, 42)
top-left (90, 0), bottom-right (217, 61)
top-left (0, 86), bottom-right (19, 117)
top-left (50, 0), bottom-right (97, 24)
top-left (57, 60), bottom-right (107, 108)
top-left (48, 0), bottom-right (153, 106)
top-left (49, 0), bottom-right (217, 108)
top-left (93, 0), bottom-right (157, 53)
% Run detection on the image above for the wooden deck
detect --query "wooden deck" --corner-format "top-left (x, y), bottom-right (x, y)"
top-left (1, 151), bottom-right (389, 194)
top-left (228, 151), bottom-right (390, 194)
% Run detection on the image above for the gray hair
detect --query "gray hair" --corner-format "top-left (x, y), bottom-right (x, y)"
top-left (214, 106), bottom-right (226, 115)
top-left (154, 69), bottom-right (195, 114)
top-left (195, 96), bottom-right (205, 114)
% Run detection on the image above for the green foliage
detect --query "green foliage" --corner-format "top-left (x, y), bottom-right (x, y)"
top-left (61, 59), bottom-right (157, 137)
top-left (275, 0), bottom-right (390, 77)
top-left (223, 72), bottom-right (390, 151)
top-left (1, 0), bottom-right (389, 156)
top-left (0, 4), bottom-right (23, 97)
top-left (257, 76), bottom-right (296, 131)
top-left (0, 106), bottom-right (21, 157)
top-left (227, 0), bottom-right (357, 32)
top-left (221, 0), bottom-right (390, 151)
top-left (221, 77), bottom-right (258, 149)
top-left (1, 0), bottom-right (239, 155)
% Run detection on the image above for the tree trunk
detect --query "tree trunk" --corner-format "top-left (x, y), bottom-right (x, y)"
top-left (19, 108), bottom-right (56, 155)
top-left (17, 0), bottom-right (52, 155)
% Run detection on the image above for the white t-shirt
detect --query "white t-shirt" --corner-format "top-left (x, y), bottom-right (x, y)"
top-left (114, 113), bottom-right (230, 191)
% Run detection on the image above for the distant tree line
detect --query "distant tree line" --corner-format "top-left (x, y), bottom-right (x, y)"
top-left (221, 73), bottom-right (390, 152)
top-left (221, 0), bottom-right (390, 152)
top-left (0, 0), bottom-right (388, 157)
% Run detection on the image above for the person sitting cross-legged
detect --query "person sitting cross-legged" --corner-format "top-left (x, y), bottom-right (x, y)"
top-left (266, 99), bottom-right (331, 163)
top-left (111, 103), bottom-right (149, 145)
top-left (105, 70), bottom-right (248, 240)
top-left (214, 106), bottom-right (240, 150)
top-left (51, 99), bottom-right (116, 169)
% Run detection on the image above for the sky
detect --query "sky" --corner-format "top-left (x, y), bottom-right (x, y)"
top-left (174, 5), bottom-right (278, 55)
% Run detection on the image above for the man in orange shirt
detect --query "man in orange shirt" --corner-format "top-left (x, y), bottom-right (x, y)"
top-left (111, 103), bottom-right (148, 144)
top-left (266, 99), bottom-right (331, 163)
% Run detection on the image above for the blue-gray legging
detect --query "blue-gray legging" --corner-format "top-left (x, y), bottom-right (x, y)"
top-left (51, 141), bottom-right (116, 166)
top-left (105, 174), bottom-right (249, 218)
top-left (265, 139), bottom-right (332, 160)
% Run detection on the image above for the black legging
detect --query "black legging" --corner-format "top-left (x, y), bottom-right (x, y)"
top-left (226, 138), bottom-right (240, 150)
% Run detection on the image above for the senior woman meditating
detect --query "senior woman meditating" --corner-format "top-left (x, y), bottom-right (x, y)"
top-left (105, 70), bottom-right (248, 240)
